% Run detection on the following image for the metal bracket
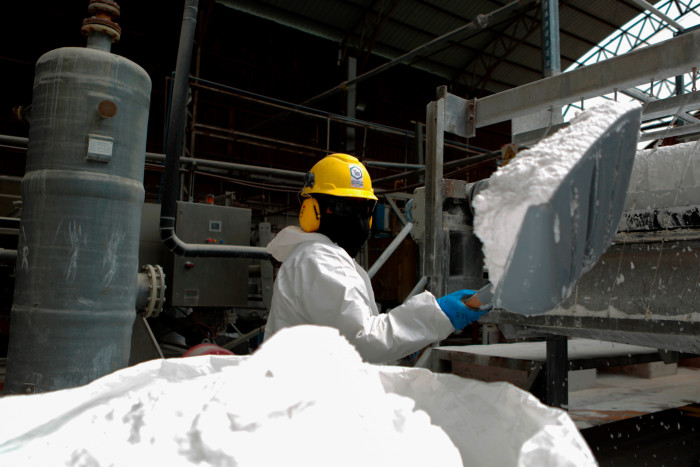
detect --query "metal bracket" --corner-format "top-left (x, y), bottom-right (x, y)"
top-left (443, 179), bottom-right (469, 199)
top-left (465, 97), bottom-right (476, 138)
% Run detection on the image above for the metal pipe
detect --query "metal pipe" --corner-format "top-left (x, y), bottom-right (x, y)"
top-left (162, 0), bottom-right (198, 220)
top-left (365, 161), bottom-right (425, 169)
top-left (372, 150), bottom-right (498, 185)
top-left (159, 0), bottom-right (270, 260)
top-left (367, 222), bottom-right (413, 279)
top-left (222, 325), bottom-right (266, 351)
top-left (0, 135), bottom-right (28, 147)
top-left (0, 248), bottom-right (17, 262)
top-left (146, 152), bottom-right (305, 180)
top-left (638, 122), bottom-right (700, 142)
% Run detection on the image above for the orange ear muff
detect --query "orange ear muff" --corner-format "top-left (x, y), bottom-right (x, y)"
top-left (299, 197), bottom-right (321, 232)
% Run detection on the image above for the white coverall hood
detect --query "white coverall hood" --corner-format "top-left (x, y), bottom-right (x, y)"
top-left (266, 226), bottom-right (329, 262)
top-left (265, 226), bottom-right (454, 364)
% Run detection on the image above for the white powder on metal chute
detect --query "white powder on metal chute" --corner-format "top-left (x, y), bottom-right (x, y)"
top-left (473, 100), bottom-right (641, 288)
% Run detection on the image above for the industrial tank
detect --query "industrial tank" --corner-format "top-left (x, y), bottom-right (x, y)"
top-left (4, 2), bottom-right (151, 393)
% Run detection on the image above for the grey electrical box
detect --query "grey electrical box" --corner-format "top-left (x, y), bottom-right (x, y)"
top-left (139, 202), bottom-right (251, 307)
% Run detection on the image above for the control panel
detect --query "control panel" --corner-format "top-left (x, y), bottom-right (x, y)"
top-left (139, 202), bottom-right (251, 307)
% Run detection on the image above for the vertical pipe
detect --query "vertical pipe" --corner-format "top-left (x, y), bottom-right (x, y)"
top-left (158, 0), bottom-right (269, 260)
top-left (161, 0), bottom-right (199, 222)
top-left (346, 56), bottom-right (357, 154)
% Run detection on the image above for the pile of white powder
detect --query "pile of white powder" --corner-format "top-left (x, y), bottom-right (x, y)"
top-left (0, 325), bottom-right (595, 466)
top-left (473, 100), bottom-right (641, 288)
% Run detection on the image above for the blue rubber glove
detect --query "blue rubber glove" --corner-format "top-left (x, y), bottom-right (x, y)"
top-left (436, 289), bottom-right (489, 331)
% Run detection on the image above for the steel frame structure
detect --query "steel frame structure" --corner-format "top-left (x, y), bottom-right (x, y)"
top-left (423, 29), bottom-right (700, 406)
top-left (564, 0), bottom-right (700, 126)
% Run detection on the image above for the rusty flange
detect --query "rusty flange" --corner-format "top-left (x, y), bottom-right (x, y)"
top-left (82, 0), bottom-right (122, 43)
top-left (88, 0), bottom-right (120, 18)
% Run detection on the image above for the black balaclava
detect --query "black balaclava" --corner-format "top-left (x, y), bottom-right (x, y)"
top-left (316, 195), bottom-right (372, 258)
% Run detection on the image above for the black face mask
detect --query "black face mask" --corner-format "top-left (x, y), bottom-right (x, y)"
top-left (315, 195), bottom-right (375, 258)
top-left (318, 213), bottom-right (371, 258)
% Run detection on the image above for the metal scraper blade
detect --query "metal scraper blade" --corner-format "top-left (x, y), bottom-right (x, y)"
top-left (493, 106), bottom-right (642, 315)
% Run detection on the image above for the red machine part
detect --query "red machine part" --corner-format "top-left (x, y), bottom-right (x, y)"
top-left (182, 343), bottom-right (234, 357)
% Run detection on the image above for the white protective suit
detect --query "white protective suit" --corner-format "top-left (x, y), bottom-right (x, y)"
top-left (264, 226), bottom-right (455, 364)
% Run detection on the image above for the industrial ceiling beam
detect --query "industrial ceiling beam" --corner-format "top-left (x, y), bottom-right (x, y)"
top-left (300, 0), bottom-right (539, 106)
top-left (625, 0), bottom-right (686, 31)
top-left (462, 27), bottom-right (700, 133)
top-left (622, 88), bottom-right (700, 124)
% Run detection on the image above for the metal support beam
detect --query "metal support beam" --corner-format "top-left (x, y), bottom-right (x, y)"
top-left (425, 91), bottom-right (446, 297)
top-left (464, 28), bottom-right (700, 134)
top-left (627, 0), bottom-right (685, 31)
top-left (546, 336), bottom-right (568, 409)
top-left (415, 121), bottom-right (425, 184)
top-left (367, 222), bottom-right (413, 279)
top-left (515, 90), bottom-right (700, 145)
top-left (623, 88), bottom-right (700, 124)
top-left (639, 121), bottom-right (700, 142)
top-left (385, 195), bottom-right (408, 226)
top-left (301, 0), bottom-right (538, 105)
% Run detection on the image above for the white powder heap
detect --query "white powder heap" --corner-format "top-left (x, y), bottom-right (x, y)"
top-left (0, 325), bottom-right (595, 466)
top-left (473, 100), bottom-right (641, 288)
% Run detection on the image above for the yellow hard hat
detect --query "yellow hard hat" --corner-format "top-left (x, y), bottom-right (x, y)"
top-left (302, 153), bottom-right (378, 201)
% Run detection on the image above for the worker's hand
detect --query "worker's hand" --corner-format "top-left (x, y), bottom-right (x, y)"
top-left (437, 289), bottom-right (489, 331)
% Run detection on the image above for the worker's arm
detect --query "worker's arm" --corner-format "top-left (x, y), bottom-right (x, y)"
top-left (293, 244), bottom-right (454, 364)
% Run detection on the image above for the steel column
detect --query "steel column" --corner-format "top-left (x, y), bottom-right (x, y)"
top-left (546, 336), bottom-right (568, 409)
top-left (541, 0), bottom-right (561, 77)
top-left (425, 89), bottom-right (447, 296)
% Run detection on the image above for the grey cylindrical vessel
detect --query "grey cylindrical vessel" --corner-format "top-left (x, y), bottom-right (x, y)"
top-left (4, 45), bottom-right (151, 393)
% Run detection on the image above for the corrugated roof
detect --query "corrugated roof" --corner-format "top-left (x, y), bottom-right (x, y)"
top-left (217, 0), bottom-right (651, 96)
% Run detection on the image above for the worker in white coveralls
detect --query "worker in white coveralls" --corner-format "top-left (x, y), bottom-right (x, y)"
top-left (264, 153), bottom-right (488, 364)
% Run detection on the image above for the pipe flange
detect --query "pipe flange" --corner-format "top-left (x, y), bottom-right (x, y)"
top-left (82, 17), bottom-right (122, 43)
top-left (88, 0), bottom-right (121, 19)
top-left (137, 264), bottom-right (166, 319)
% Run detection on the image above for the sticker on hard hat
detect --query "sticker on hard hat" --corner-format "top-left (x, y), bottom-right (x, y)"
top-left (349, 165), bottom-right (364, 188)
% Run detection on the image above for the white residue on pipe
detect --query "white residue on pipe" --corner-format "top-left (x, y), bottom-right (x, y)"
top-left (472, 100), bottom-right (641, 287)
